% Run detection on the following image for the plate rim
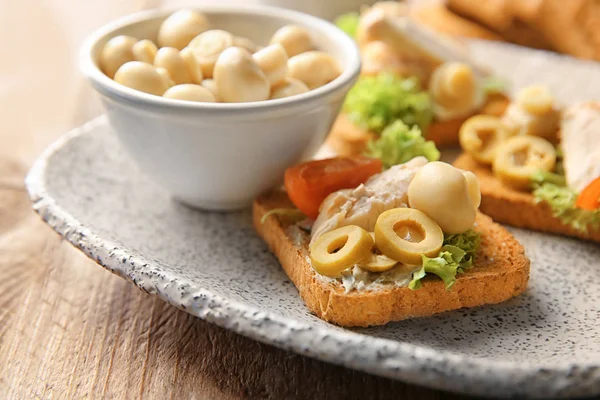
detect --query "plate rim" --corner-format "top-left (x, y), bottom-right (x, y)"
top-left (25, 115), bottom-right (600, 399)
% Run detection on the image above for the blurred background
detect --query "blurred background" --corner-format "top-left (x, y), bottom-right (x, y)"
top-left (2, 0), bottom-right (598, 162)
top-left (2, 0), bottom-right (598, 168)
top-left (1, 1), bottom-right (598, 398)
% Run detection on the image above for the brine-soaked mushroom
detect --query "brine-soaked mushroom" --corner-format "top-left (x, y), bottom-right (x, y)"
top-left (287, 51), bottom-right (341, 90)
top-left (200, 79), bottom-right (220, 101)
top-left (233, 36), bottom-right (260, 53)
top-left (180, 47), bottom-right (204, 84)
top-left (493, 135), bottom-right (556, 190)
top-left (163, 84), bottom-right (216, 102)
top-left (100, 35), bottom-right (138, 78)
top-left (270, 78), bottom-right (309, 100)
top-left (462, 170), bottom-right (481, 209)
top-left (459, 115), bottom-right (511, 165)
top-left (253, 44), bottom-right (288, 86)
top-left (213, 47), bottom-right (270, 103)
top-left (154, 47), bottom-right (191, 85)
top-left (407, 162), bottom-right (478, 235)
top-left (132, 39), bottom-right (158, 64)
top-left (374, 208), bottom-right (444, 264)
top-left (309, 225), bottom-right (374, 277)
top-left (157, 9), bottom-right (211, 50)
top-left (269, 25), bottom-right (313, 57)
top-left (188, 29), bottom-right (234, 78)
top-left (114, 61), bottom-right (172, 96)
top-left (430, 62), bottom-right (483, 121)
top-left (155, 67), bottom-right (175, 89)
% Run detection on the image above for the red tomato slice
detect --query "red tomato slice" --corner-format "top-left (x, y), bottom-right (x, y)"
top-left (284, 157), bottom-right (383, 220)
top-left (576, 177), bottom-right (600, 211)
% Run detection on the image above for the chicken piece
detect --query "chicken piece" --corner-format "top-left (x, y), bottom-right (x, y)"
top-left (561, 102), bottom-right (600, 192)
top-left (310, 157), bottom-right (428, 245)
top-left (360, 41), bottom-right (430, 82)
top-left (356, 9), bottom-right (488, 79)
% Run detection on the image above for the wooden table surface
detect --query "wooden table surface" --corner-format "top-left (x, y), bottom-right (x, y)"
top-left (0, 0), bottom-right (480, 398)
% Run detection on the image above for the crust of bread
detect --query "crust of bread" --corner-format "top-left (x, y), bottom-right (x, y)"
top-left (411, 4), bottom-right (505, 41)
top-left (327, 94), bottom-right (510, 157)
top-left (454, 153), bottom-right (600, 242)
top-left (326, 114), bottom-right (469, 157)
top-left (530, 0), bottom-right (600, 60)
top-left (253, 190), bottom-right (530, 327)
top-left (447, 0), bottom-right (514, 32)
top-left (447, 0), bottom-right (554, 51)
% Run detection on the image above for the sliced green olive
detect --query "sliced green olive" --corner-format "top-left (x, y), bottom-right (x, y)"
top-left (374, 208), bottom-right (444, 265)
top-left (459, 115), bottom-right (511, 165)
top-left (358, 233), bottom-right (398, 272)
top-left (357, 253), bottom-right (397, 272)
top-left (309, 225), bottom-right (374, 277)
top-left (493, 135), bottom-right (556, 190)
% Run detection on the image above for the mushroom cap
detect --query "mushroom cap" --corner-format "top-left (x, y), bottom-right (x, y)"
top-left (100, 35), bottom-right (137, 78)
top-left (163, 84), bottom-right (216, 102)
top-left (287, 51), bottom-right (341, 90)
top-left (253, 43), bottom-right (288, 86)
top-left (157, 9), bottom-right (211, 50)
top-left (114, 61), bottom-right (171, 96)
top-left (213, 47), bottom-right (270, 103)
top-left (154, 47), bottom-right (192, 85)
top-left (408, 161), bottom-right (476, 234)
top-left (270, 78), bottom-right (308, 100)
top-left (269, 25), bottom-right (313, 57)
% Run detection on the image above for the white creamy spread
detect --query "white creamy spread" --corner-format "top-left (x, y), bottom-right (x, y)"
top-left (314, 263), bottom-right (420, 293)
top-left (561, 102), bottom-right (600, 192)
top-left (341, 264), bottom-right (419, 293)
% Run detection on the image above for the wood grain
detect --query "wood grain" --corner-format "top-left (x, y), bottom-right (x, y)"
top-left (0, 162), bottom-right (479, 399)
top-left (0, 0), bottom-right (485, 399)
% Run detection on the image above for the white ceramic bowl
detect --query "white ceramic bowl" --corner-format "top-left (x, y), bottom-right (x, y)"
top-left (258, 0), bottom-right (376, 21)
top-left (80, 6), bottom-right (360, 210)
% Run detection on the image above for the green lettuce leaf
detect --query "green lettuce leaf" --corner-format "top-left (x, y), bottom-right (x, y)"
top-left (481, 75), bottom-right (509, 95)
top-left (365, 120), bottom-right (440, 168)
top-left (531, 174), bottom-right (600, 233)
top-left (343, 73), bottom-right (433, 134)
top-left (334, 12), bottom-right (360, 39)
top-left (409, 229), bottom-right (481, 290)
top-left (443, 229), bottom-right (481, 272)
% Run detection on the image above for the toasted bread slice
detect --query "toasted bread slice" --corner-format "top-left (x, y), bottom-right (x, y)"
top-left (253, 190), bottom-right (530, 327)
top-left (411, 4), bottom-right (505, 42)
top-left (327, 94), bottom-right (510, 157)
top-left (454, 153), bottom-right (600, 242)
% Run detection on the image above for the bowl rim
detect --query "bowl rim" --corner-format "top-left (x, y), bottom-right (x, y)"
top-left (80, 5), bottom-right (361, 113)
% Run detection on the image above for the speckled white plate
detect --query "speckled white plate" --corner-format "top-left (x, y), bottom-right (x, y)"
top-left (27, 42), bottom-right (600, 398)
